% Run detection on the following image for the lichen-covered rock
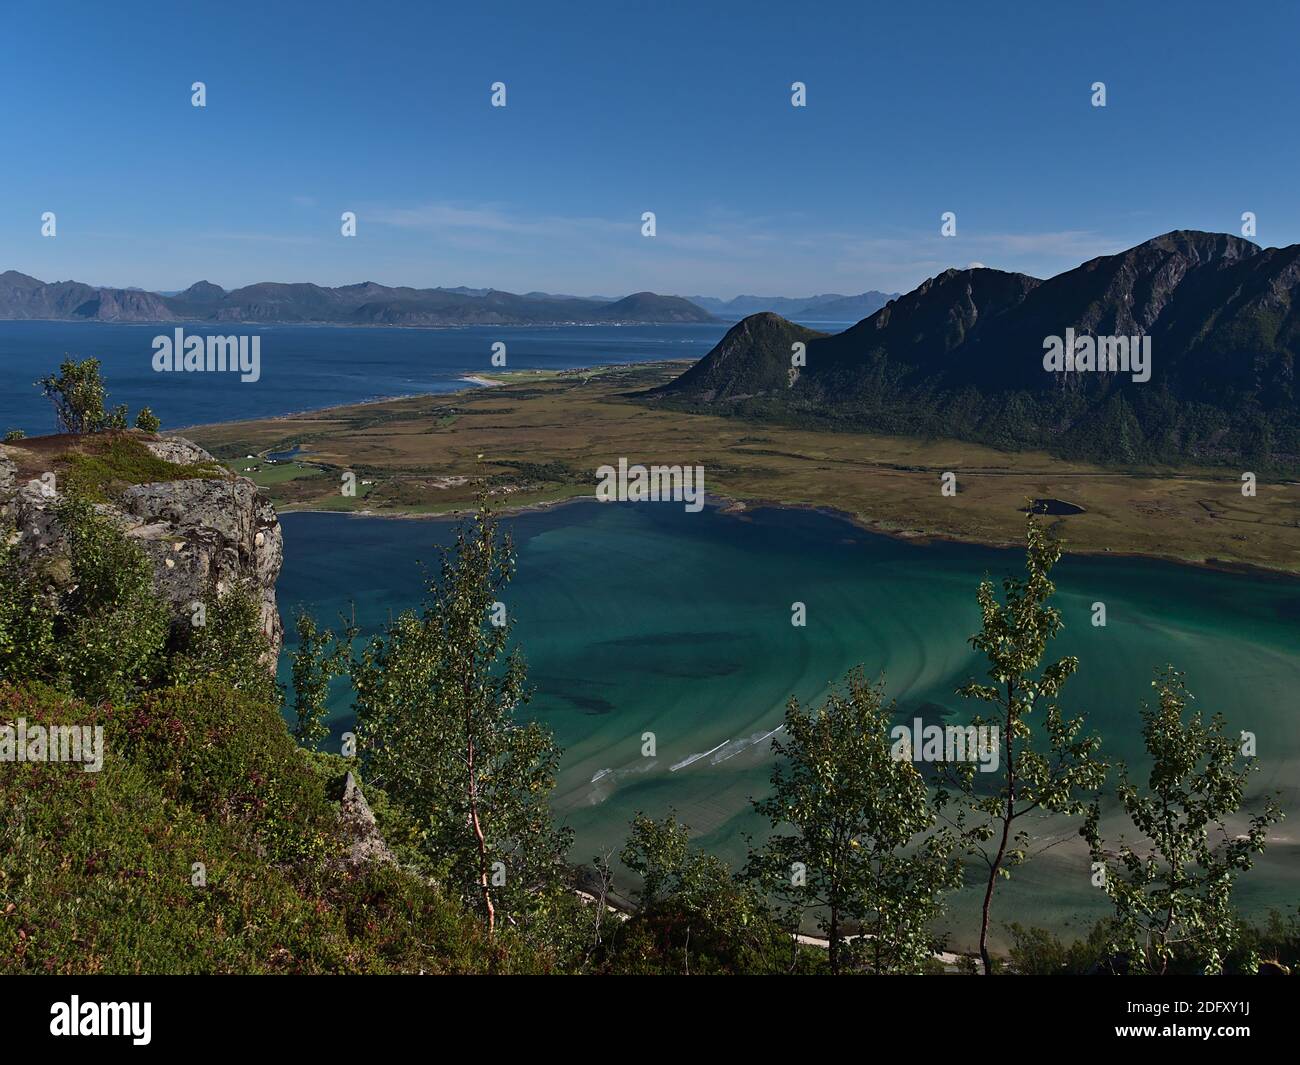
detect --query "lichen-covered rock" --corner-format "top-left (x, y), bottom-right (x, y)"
top-left (339, 772), bottom-right (397, 867)
top-left (2, 470), bottom-right (63, 556)
top-left (118, 475), bottom-right (283, 660)
top-left (0, 434), bottom-right (283, 664)
top-left (140, 436), bottom-right (216, 467)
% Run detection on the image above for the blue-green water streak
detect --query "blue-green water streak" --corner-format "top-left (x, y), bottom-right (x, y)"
top-left (277, 501), bottom-right (1300, 947)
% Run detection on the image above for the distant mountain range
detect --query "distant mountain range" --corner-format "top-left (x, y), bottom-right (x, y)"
top-left (0, 269), bottom-right (911, 329)
top-left (654, 231), bottom-right (1300, 470)
top-left (686, 291), bottom-right (897, 321)
top-left (0, 272), bottom-right (714, 326)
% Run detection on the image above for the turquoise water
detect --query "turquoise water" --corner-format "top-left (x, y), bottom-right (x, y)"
top-left (277, 502), bottom-right (1300, 948)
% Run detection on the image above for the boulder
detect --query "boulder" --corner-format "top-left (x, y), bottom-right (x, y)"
top-left (340, 772), bottom-right (397, 867)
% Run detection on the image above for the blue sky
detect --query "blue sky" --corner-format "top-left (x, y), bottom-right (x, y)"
top-left (2, 0), bottom-right (1297, 297)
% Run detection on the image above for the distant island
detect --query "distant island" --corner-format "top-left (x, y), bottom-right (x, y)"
top-left (0, 269), bottom-right (911, 328)
top-left (0, 271), bottom-right (715, 327)
top-left (687, 291), bottom-right (898, 321)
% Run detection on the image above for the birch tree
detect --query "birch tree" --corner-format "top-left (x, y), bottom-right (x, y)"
top-left (353, 498), bottom-right (571, 933)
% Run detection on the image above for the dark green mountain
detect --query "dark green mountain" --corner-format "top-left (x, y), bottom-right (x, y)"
top-left (653, 231), bottom-right (1299, 469)
top-left (663, 313), bottom-right (828, 400)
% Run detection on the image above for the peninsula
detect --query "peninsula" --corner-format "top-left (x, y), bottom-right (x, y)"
top-left (187, 362), bottom-right (1300, 576)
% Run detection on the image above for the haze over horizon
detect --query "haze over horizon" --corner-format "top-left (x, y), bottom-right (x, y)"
top-left (3, 0), bottom-right (1296, 297)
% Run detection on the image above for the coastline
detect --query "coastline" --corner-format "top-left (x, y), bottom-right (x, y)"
top-left (273, 491), bottom-right (1300, 583)
top-left (170, 365), bottom-right (694, 431)
top-left (174, 377), bottom-right (492, 431)
top-left (0, 315), bottom-right (720, 331)
top-left (186, 371), bottom-right (1300, 581)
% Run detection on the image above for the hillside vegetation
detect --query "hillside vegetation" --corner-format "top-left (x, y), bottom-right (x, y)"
top-left (654, 232), bottom-right (1300, 472)
top-left (3, 362), bottom-right (1295, 976)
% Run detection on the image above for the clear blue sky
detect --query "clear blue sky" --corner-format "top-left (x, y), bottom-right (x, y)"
top-left (2, 0), bottom-right (1297, 297)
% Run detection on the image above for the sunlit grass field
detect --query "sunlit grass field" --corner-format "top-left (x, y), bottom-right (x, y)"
top-left (189, 363), bottom-right (1300, 575)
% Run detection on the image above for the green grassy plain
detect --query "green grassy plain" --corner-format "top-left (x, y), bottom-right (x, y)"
top-left (187, 363), bottom-right (1300, 575)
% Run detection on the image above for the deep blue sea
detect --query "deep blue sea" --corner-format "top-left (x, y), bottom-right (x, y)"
top-left (0, 320), bottom-right (738, 435)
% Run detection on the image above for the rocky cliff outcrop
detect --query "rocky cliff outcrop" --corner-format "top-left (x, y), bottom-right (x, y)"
top-left (0, 434), bottom-right (283, 663)
top-left (339, 772), bottom-right (397, 868)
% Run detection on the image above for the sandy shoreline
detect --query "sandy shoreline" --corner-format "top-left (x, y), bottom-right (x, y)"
top-left (173, 381), bottom-right (489, 432)
top-left (173, 365), bottom-right (676, 431)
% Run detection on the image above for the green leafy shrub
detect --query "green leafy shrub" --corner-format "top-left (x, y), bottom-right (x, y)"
top-left (0, 527), bottom-right (56, 683)
top-left (166, 582), bottom-right (278, 707)
top-left (593, 811), bottom-right (806, 975)
top-left (38, 357), bottom-right (109, 434)
top-left (134, 408), bottom-right (161, 433)
top-left (48, 497), bottom-right (170, 704)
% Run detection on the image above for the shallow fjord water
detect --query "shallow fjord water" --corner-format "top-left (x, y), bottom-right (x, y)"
top-left (277, 502), bottom-right (1300, 947)
top-left (11, 315), bottom-right (1291, 943)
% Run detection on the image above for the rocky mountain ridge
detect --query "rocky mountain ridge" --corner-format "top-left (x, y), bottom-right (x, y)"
top-left (0, 272), bottom-right (714, 327)
top-left (654, 231), bottom-right (1300, 468)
